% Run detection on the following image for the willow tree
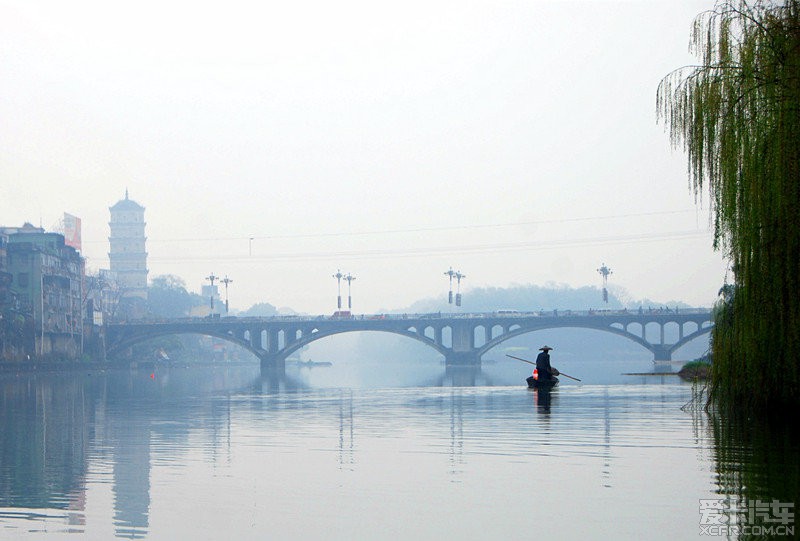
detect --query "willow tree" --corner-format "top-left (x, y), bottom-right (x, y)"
top-left (658, 0), bottom-right (800, 413)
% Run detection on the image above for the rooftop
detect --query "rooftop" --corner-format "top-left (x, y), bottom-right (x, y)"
top-left (109, 189), bottom-right (144, 211)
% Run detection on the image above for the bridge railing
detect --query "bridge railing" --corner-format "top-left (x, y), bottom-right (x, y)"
top-left (108, 307), bottom-right (712, 326)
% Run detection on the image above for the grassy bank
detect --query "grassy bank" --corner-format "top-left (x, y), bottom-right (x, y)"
top-left (678, 357), bottom-right (711, 381)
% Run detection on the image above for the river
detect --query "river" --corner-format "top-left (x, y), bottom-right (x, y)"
top-left (0, 362), bottom-right (796, 540)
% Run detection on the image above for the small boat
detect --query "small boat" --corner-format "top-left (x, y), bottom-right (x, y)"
top-left (526, 376), bottom-right (559, 389)
top-left (301, 360), bottom-right (332, 368)
top-left (287, 360), bottom-right (333, 368)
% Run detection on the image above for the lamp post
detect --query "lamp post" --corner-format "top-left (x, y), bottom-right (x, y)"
top-left (205, 273), bottom-right (219, 311)
top-left (454, 270), bottom-right (465, 307)
top-left (333, 270), bottom-right (344, 310)
top-left (343, 273), bottom-right (356, 310)
top-left (39, 272), bottom-right (45, 356)
top-left (220, 276), bottom-right (233, 314)
top-left (444, 267), bottom-right (455, 304)
top-left (597, 263), bottom-right (612, 303)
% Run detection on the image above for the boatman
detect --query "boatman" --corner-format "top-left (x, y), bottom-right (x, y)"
top-left (535, 346), bottom-right (559, 381)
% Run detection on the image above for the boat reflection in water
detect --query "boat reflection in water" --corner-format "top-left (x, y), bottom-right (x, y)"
top-left (533, 387), bottom-right (555, 414)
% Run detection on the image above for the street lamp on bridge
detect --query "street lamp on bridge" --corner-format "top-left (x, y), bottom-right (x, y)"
top-left (597, 263), bottom-right (613, 303)
top-left (455, 270), bottom-right (465, 307)
top-left (205, 273), bottom-right (219, 311)
top-left (343, 273), bottom-right (356, 310)
top-left (220, 275), bottom-right (233, 314)
top-left (444, 267), bottom-right (455, 304)
top-left (333, 270), bottom-right (344, 310)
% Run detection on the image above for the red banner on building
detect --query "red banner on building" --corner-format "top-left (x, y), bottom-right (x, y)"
top-left (63, 213), bottom-right (82, 251)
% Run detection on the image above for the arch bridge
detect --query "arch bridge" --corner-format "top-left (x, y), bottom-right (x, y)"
top-left (105, 309), bottom-right (713, 371)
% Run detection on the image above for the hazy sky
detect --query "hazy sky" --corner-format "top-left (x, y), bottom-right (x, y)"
top-left (1, 0), bottom-right (728, 314)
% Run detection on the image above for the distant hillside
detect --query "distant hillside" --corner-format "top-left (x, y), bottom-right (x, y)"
top-left (393, 283), bottom-right (695, 314)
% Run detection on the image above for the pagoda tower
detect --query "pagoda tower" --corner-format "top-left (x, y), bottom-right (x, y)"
top-left (108, 190), bottom-right (148, 300)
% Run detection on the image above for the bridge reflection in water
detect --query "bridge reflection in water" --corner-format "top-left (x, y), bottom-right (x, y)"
top-left (106, 309), bottom-right (713, 372)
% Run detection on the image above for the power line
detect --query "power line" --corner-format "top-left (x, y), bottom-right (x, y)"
top-left (139, 229), bottom-right (712, 264)
top-left (80, 208), bottom-right (703, 245)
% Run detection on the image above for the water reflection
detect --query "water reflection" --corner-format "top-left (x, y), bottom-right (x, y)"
top-left (338, 390), bottom-right (355, 470)
top-left (533, 388), bottom-right (555, 414)
top-left (0, 367), bottom-right (263, 537)
top-left (0, 373), bottom-right (94, 529)
top-left (110, 412), bottom-right (149, 539)
top-left (710, 413), bottom-right (800, 537)
top-left (0, 366), bottom-right (797, 539)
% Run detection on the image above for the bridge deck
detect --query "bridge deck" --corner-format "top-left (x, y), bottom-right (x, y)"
top-left (106, 308), bottom-right (714, 368)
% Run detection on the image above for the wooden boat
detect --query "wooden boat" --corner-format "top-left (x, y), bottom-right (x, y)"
top-left (526, 376), bottom-right (559, 389)
top-left (287, 360), bottom-right (333, 368)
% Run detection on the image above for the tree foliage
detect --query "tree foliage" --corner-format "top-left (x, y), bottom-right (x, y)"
top-left (238, 302), bottom-right (280, 317)
top-left (148, 274), bottom-right (204, 318)
top-left (658, 0), bottom-right (800, 411)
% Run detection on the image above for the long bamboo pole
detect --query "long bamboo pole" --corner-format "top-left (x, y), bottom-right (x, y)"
top-left (505, 354), bottom-right (582, 382)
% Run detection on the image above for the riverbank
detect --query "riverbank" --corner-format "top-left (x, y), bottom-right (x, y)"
top-left (0, 361), bottom-right (115, 373)
top-left (0, 359), bottom-right (259, 373)
top-left (678, 359), bottom-right (711, 380)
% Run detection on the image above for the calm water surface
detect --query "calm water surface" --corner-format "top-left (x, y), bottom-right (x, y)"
top-left (0, 364), bottom-right (796, 540)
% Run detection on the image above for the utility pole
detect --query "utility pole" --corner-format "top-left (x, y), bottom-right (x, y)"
top-left (39, 272), bottom-right (44, 357)
top-left (205, 273), bottom-right (219, 311)
top-left (343, 273), bottom-right (356, 311)
top-left (333, 270), bottom-right (344, 310)
top-left (597, 263), bottom-right (612, 303)
top-left (455, 270), bottom-right (465, 307)
top-left (220, 276), bottom-right (233, 314)
top-left (444, 267), bottom-right (455, 304)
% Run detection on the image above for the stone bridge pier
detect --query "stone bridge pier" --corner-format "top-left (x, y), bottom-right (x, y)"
top-left (651, 345), bottom-right (674, 362)
top-left (259, 353), bottom-right (286, 372)
top-left (445, 323), bottom-right (481, 366)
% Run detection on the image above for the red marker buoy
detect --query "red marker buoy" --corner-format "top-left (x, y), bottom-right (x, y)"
top-left (150, 373), bottom-right (155, 379)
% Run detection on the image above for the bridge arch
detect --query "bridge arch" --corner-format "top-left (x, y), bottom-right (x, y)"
top-left (106, 329), bottom-right (264, 361)
top-left (273, 326), bottom-right (451, 362)
top-left (475, 321), bottom-right (712, 361)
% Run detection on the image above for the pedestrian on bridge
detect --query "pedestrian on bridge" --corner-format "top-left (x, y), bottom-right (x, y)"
top-left (535, 346), bottom-right (559, 381)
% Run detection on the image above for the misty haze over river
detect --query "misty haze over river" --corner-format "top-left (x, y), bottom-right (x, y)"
top-left (1, 353), bottom-right (796, 540)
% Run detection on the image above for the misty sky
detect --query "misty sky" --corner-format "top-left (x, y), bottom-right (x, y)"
top-left (0, 0), bottom-right (728, 314)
